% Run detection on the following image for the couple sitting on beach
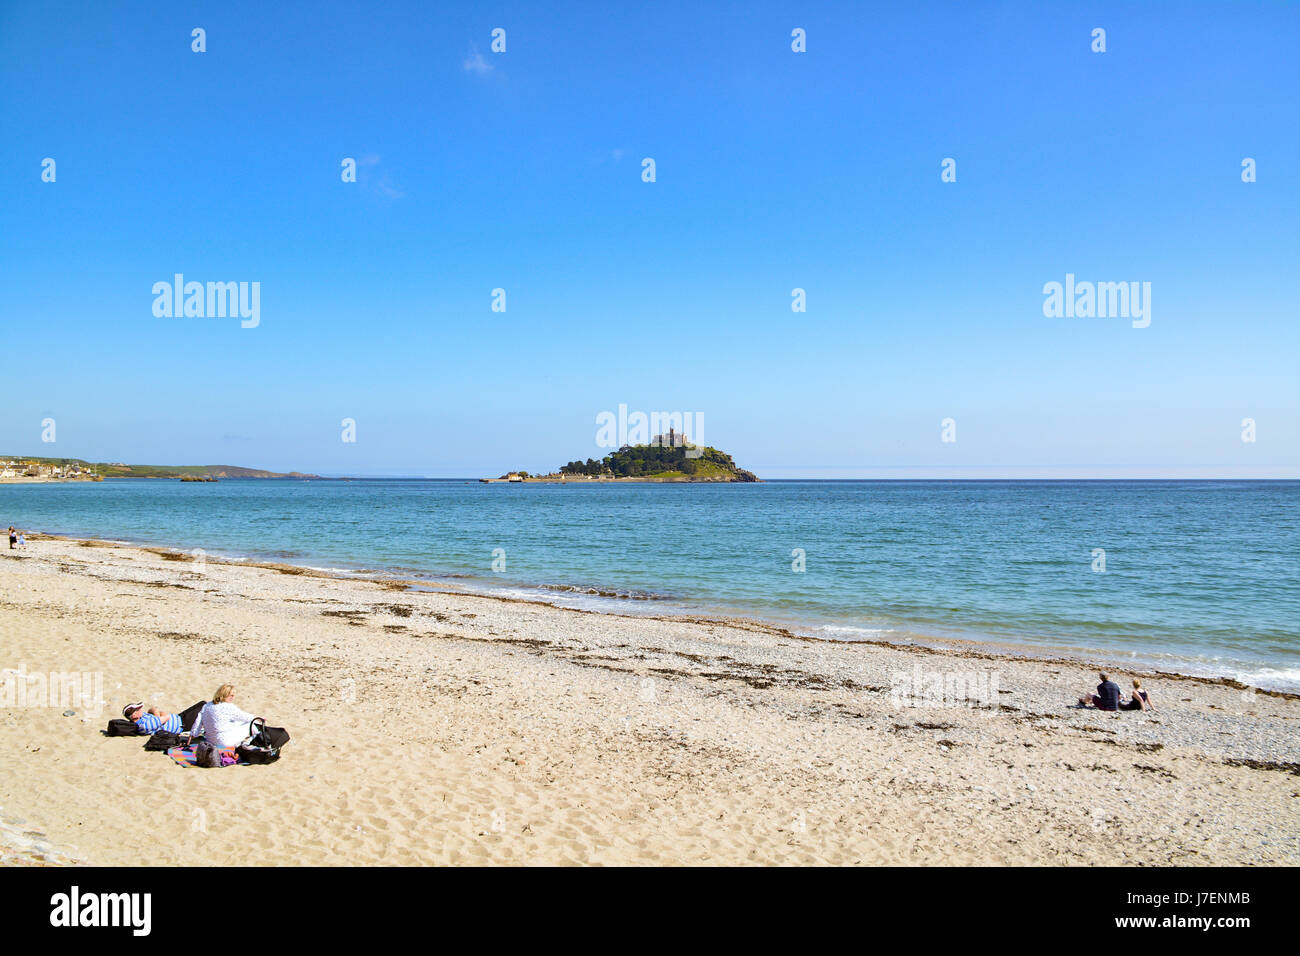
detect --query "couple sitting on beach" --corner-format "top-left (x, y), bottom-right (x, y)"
top-left (1077, 672), bottom-right (1154, 712)
top-left (124, 683), bottom-right (264, 748)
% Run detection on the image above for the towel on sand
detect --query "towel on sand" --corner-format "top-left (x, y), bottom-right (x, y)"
top-left (166, 745), bottom-right (241, 768)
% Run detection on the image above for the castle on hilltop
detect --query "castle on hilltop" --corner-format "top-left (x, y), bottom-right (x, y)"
top-left (651, 428), bottom-right (691, 448)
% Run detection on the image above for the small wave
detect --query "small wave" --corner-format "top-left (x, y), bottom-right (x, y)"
top-left (536, 583), bottom-right (674, 601)
top-left (1217, 666), bottom-right (1300, 694)
top-left (810, 624), bottom-right (892, 641)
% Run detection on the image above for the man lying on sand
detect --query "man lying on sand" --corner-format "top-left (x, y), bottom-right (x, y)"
top-left (123, 702), bottom-right (183, 735)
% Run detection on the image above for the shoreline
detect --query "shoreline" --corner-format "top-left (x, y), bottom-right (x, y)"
top-left (0, 477), bottom-right (101, 484)
top-left (22, 530), bottom-right (1299, 698)
top-left (2, 534), bottom-right (1298, 864)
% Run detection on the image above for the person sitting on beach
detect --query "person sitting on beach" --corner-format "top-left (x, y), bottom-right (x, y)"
top-left (1078, 672), bottom-right (1123, 711)
top-left (189, 684), bottom-right (262, 749)
top-left (1120, 678), bottom-right (1154, 711)
top-left (123, 701), bottom-right (183, 735)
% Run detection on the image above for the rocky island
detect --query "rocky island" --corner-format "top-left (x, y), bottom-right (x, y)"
top-left (484, 433), bottom-right (759, 483)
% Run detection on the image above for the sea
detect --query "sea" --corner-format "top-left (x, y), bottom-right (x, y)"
top-left (3, 478), bottom-right (1297, 691)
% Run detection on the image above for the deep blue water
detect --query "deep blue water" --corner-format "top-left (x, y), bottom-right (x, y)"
top-left (4, 479), bottom-right (1298, 690)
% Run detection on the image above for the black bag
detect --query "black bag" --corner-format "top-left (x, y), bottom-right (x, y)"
top-left (237, 717), bottom-right (288, 765)
top-left (177, 700), bottom-right (206, 733)
top-left (143, 730), bottom-right (183, 751)
top-left (106, 718), bottom-right (142, 736)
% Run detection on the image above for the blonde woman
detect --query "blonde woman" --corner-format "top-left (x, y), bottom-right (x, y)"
top-left (188, 684), bottom-right (261, 749)
top-left (1121, 678), bottom-right (1154, 712)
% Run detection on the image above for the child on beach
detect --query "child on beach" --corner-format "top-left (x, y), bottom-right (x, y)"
top-left (7, 527), bottom-right (15, 550)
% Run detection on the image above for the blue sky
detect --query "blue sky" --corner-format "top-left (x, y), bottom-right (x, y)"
top-left (2, 0), bottom-right (1297, 477)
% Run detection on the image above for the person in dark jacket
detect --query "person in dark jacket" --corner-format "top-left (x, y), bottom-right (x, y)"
top-left (1078, 672), bottom-right (1123, 711)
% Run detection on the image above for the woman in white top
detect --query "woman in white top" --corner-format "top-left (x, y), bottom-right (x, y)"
top-left (189, 683), bottom-right (260, 749)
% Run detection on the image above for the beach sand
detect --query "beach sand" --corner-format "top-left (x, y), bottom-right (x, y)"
top-left (1, 536), bottom-right (1297, 866)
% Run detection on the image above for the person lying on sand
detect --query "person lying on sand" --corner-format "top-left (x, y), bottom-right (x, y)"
top-left (189, 683), bottom-right (264, 749)
top-left (123, 702), bottom-right (183, 735)
top-left (1120, 678), bottom-right (1154, 711)
top-left (1078, 672), bottom-right (1123, 711)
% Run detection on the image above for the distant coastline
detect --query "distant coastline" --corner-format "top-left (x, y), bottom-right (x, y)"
top-left (0, 455), bottom-right (318, 481)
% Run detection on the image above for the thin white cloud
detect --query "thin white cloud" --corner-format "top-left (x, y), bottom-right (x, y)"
top-left (354, 155), bottom-right (405, 200)
top-left (463, 49), bottom-right (493, 75)
top-left (374, 174), bottom-right (405, 200)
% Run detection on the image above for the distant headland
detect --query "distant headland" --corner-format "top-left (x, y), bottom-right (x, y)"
top-left (483, 432), bottom-right (759, 483)
top-left (0, 456), bottom-right (318, 482)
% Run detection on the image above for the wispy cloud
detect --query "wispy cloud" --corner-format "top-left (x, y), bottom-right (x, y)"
top-left (591, 146), bottom-right (632, 167)
top-left (463, 48), bottom-right (493, 76)
top-left (374, 174), bottom-right (405, 200)
top-left (355, 154), bottom-right (405, 200)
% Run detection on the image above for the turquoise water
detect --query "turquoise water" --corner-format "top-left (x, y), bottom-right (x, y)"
top-left (4, 479), bottom-right (1298, 690)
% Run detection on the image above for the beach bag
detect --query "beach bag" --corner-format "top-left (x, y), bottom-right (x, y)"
top-left (177, 700), bottom-right (206, 733)
top-left (237, 717), bottom-right (287, 765)
top-left (195, 740), bottom-right (222, 769)
top-left (144, 730), bottom-right (183, 751)
top-left (106, 718), bottom-right (141, 736)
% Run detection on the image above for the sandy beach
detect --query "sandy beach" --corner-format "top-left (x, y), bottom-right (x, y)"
top-left (1, 535), bottom-right (1297, 866)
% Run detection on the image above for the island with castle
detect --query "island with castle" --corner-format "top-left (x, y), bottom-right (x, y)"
top-left (482, 431), bottom-right (759, 483)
